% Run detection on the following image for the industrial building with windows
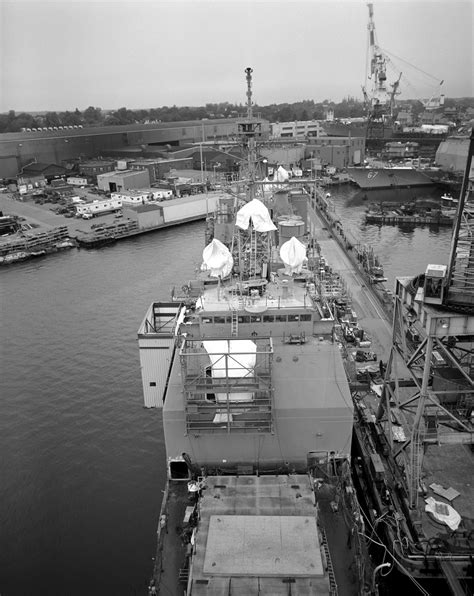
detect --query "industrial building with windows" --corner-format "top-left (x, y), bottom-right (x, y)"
top-left (270, 120), bottom-right (326, 139)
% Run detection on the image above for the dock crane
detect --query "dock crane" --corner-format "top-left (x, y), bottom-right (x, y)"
top-left (362, 3), bottom-right (402, 140)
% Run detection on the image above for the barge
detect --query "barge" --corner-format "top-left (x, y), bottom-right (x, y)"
top-left (365, 212), bottom-right (454, 226)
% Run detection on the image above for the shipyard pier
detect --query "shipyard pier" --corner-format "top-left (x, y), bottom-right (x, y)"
top-left (348, 133), bottom-right (474, 596)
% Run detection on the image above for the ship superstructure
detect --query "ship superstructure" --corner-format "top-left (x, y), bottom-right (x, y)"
top-left (138, 69), bottom-right (371, 596)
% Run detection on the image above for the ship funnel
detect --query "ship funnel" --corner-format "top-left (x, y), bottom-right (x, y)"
top-left (278, 216), bottom-right (305, 247)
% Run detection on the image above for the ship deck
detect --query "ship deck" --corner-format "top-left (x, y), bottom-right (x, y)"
top-left (196, 270), bottom-right (322, 313)
top-left (153, 474), bottom-right (363, 596)
top-left (190, 475), bottom-right (328, 594)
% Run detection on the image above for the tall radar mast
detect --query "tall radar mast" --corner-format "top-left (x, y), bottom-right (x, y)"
top-left (237, 67), bottom-right (262, 199)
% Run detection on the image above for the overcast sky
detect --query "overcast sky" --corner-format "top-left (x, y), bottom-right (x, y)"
top-left (1, 0), bottom-right (472, 112)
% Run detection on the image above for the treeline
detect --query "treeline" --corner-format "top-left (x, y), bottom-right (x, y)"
top-left (0, 98), bottom-right (364, 133)
top-left (1, 97), bottom-right (473, 134)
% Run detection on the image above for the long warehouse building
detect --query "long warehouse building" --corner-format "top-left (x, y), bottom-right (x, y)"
top-left (0, 118), bottom-right (270, 179)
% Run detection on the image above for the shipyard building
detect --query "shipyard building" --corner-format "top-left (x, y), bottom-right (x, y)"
top-left (436, 135), bottom-right (474, 174)
top-left (0, 119), bottom-right (270, 179)
top-left (96, 169), bottom-right (150, 192)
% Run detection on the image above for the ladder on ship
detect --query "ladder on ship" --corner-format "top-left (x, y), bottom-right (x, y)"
top-left (320, 528), bottom-right (338, 595)
top-left (231, 308), bottom-right (238, 337)
top-left (230, 296), bottom-right (244, 337)
top-left (249, 226), bottom-right (257, 278)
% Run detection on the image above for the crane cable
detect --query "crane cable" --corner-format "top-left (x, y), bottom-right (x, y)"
top-left (379, 46), bottom-right (443, 84)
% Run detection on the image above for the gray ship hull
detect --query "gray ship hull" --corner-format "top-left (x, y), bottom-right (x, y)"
top-left (347, 166), bottom-right (435, 189)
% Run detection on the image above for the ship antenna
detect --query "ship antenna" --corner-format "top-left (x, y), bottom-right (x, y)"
top-left (245, 66), bottom-right (253, 121)
top-left (239, 67), bottom-right (260, 199)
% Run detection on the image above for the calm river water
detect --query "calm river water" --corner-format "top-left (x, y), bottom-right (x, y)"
top-left (0, 185), bottom-right (453, 595)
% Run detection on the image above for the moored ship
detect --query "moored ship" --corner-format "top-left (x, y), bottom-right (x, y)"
top-left (138, 69), bottom-right (373, 596)
top-left (347, 166), bottom-right (435, 190)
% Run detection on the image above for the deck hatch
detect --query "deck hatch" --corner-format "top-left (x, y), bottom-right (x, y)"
top-left (203, 515), bottom-right (324, 577)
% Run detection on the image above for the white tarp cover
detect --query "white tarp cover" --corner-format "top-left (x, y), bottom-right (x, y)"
top-left (425, 497), bottom-right (461, 531)
top-left (202, 238), bottom-right (234, 278)
top-left (235, 199), bottom-right (277, 232)
top-left (203, 340), bottom-right (256, 403)
top-left (279, 236), bottom-right (307, 274)
top-left (275, 165), bottom-right (290, 182)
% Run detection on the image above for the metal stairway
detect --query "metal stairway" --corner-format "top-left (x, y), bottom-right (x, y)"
top-left (230, 295), bottom-right (244, 337)
top-left (409, 421), bottom-right (425, 508)
top-left (249, 226), bottom-right (257, 278)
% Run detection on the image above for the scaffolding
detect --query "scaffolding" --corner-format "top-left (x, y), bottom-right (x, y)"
top-left (180, 336), bottom-right (274, 434)
top-left (376, 278), bottom-right (474, 509)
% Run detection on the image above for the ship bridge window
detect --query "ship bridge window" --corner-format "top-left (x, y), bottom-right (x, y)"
top-left (202, 317), bottom-right (212, 324)
top-left (288, 315), bottom-right (300, 322)
top-left (238, 315), bottom-right (250, 324)
top-left (250, 315), bottom-right (261, 323)
top-left (263, 315), bottom-right (274, 323)
top-left (213, 316), bottom-right (226, 324)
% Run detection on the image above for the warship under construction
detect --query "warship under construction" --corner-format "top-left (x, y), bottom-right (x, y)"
top-left (138, 68), bottom-right (373, 596)
top-left (137, 69), bottom-right (473, 596)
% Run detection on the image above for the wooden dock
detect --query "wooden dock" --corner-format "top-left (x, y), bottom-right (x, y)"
top-left (73, 212), bottom-right (210, 248)
top-left (74, 220), bottom-right (140, 247)
top-left (0, 226), bottom-right (73, 262)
